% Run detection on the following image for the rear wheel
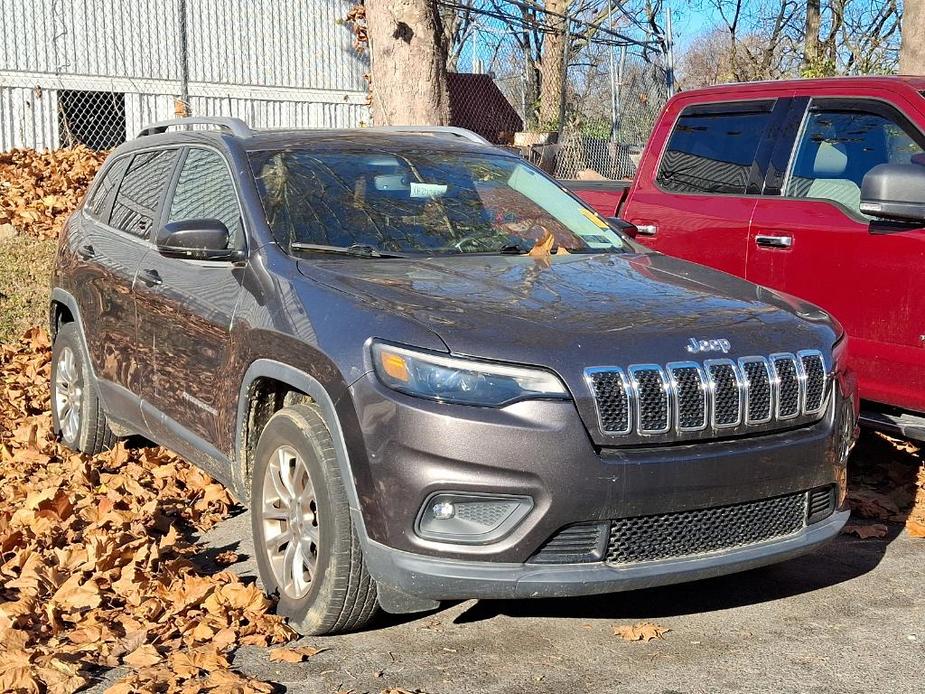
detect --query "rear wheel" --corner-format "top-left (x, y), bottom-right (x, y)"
top-left (250, 403), bottom-right (378, 635)
top-left (50, 322), bottom-right (117, 454)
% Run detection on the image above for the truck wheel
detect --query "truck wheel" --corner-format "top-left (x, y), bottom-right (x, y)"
top-left (50, 322), bottom-right (117, 455)
top-left (251, 403), bottom-right (379, 635)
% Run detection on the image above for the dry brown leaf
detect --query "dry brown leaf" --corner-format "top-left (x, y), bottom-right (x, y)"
top-left (123, 643), bottom-right (162, 668)
top-left (612, 622), bottom-right (670, 642)
top-left (842, 523), bottom-right (889, 539)
top-left (906, 519), bottom-right (925, 538)
top-left (268, 645), bottom-right (325, 662)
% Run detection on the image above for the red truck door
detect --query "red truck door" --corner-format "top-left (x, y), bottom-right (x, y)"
top-left (747, 97), bottom-right (925, 413)
top-left (622, 98), bottom-right (790, 276)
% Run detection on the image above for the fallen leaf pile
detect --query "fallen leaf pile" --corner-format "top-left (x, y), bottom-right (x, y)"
top-left (612, 622), bottom-right (670, 642)
top-left (0, 328), bottom-right (295, 692)
top-left (847, 431), bottom-right (925, 538)
top-left (0, 147), bottom-right (106, 240)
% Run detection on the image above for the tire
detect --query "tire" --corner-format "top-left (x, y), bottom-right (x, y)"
top-left (50, 322), bottom-right (118, 455)
top-left (250, 403), bottom-right (379, 635)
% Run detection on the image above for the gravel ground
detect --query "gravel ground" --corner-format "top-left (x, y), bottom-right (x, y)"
top-left (155, 511), bottom-right (924, 694)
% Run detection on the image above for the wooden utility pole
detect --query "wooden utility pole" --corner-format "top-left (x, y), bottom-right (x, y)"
top-left (365, 0), bottom-right (451, 126)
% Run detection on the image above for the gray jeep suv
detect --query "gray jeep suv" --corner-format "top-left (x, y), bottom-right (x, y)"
top-left (50, 117), bottom-right (856, 635)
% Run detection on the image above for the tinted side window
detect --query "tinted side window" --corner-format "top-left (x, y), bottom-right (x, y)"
top-left (168, 148), bottom-right (243, 248)
top-left (657, 106), bottom-right (773, 195)
top-left (785, 109), bottom-right (925, 217)
top-left (86, 156), bottom-right (129, 220)
top-left (110, 149), bottom-right (178, 237)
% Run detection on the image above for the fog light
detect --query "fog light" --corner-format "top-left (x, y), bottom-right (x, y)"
top-left (416, 492), bottom-right (533, 545)
top-left (432, 501), bottom-right (456, 520)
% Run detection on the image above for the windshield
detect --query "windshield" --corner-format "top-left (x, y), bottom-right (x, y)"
top-left (248, 148), bottom-right (627, 256)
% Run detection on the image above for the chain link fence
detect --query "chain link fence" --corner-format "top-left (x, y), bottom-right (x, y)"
top-left (0, 0), bottom-right (369, 152)
top-left (440, 0), bottom-right (671, 180)
top-left (1, 0), bottom-right (669, 181)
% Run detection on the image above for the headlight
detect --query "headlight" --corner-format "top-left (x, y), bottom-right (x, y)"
top-left (371, 342), bottom-right (569, 407)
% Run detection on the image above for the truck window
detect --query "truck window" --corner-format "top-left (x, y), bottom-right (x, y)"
top-left (785, 109), bottom-right (925, 217)
top-left (656, 106), bottom-right (772, 195)
top-left (168, 148), bottom-right (243, 249)
top-left (110, 148), bottom-right (178, 238)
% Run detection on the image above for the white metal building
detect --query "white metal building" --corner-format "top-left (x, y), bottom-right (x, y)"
top-left (0, 0), bottom-right (370, 150)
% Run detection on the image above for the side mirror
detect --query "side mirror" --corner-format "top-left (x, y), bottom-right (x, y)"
top-left (606, 216), bottom-right (638, 238)
top-left (860, 163), bottom-right (925, 224)
top-left (155, 219), bottom-right (240, 261)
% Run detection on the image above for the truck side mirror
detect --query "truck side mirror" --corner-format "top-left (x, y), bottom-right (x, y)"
top-left (860, 163), bottom-right (925, 224)
top-left (156, 219), bottom-right (242, 261)
top-left (606, 217), bottom-right (638, 238)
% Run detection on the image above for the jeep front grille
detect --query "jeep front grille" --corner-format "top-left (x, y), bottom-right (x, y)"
top-left (587, 350), bottom-right (829, 441)
top-left (606, 492), bottom-right (807, 565)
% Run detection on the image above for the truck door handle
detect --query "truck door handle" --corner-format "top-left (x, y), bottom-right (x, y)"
top-left (77, 243), bottom-right (96, 259)
top-left (636, 224), bottom-right (658, 237)
top-left (755, 234), bottom-right (793, 248)
top-left (138, 268), bottom-right (162, 287)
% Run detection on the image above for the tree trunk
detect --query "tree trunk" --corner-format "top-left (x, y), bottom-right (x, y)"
top-left (539, 0), bottom-right (568, 130)
top-left (901, 0), bottom-right (925, 74)
top-left (366, 0), bottom-right (450, 126)
top-left (803, 0), bottom-right (821, 70)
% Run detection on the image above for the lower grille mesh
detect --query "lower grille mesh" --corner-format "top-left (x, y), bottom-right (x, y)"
top-left (606, 492), bottom-right (806, 565)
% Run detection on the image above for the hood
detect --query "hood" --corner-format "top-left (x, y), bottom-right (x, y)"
top-left (297, 252), bottom-right (838, 371)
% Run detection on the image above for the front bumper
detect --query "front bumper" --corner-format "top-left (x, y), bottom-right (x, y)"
top-left (346, 371), bottom-right (853, 600)
top-left (364, 509), bottom-right (849, 600)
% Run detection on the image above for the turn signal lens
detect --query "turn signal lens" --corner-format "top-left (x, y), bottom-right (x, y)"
top-left (380, 351), bottom-right (410, 382)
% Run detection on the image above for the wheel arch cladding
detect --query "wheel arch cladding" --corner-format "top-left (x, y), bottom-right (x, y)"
top-left (235, 359), bottom-right (372, 541)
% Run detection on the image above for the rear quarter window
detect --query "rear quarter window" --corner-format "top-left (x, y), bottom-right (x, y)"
top-left (85, 156), bottom-right (129, 221)
top-left (656, 103), bottom-right (773, 195)
top-left (109, 148), bottom-right (179, 238)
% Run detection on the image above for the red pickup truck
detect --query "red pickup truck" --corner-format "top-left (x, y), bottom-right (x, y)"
top-left (566, 76), bottom-right (925, 440)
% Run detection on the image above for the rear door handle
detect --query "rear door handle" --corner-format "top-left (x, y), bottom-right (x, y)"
top-left (138, 268), bottom-right (162, 287)
top-left (636, 224), bottom-right (658, 237)
top-left (755, 234), bottom-right (793, 249)
top-left (77, 243), bottom-right (96, 259)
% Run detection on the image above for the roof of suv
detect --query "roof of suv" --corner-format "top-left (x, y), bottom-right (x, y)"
top-left (125, 118), bottom-right (509, 157)
top-left (241, 129), bottom-right (507, 154)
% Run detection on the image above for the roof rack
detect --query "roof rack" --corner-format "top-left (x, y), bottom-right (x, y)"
top-left (137, 117), bottom-right (253, 139)
top-left (365, 126), bottom-right (491, 145)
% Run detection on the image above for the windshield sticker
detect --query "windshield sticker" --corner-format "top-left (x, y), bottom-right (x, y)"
top-left (580, 208), bottom-right (609, 228)
top-left (410, 182), bottom-right (449, 199)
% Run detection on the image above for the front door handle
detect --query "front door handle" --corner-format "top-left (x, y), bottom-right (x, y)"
top-left (138, 268), bottom-right (162, 287)
top-left (755, 234), bottom-right (793, 249)
top-left (636, 224), bottom-right (658, 237)
top-left (77, 243), bottom-right (96, 259)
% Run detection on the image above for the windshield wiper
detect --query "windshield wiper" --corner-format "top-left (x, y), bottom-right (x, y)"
top-left (289, 242), bottom-right (408, 258)
top-left (498, 243), bottom-right (529, 255)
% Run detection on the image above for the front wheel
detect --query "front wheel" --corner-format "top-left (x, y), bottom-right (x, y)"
top-left (50, 322), bottom-right (117, 455)
top-left (250, 403), bottom-right (378, 635)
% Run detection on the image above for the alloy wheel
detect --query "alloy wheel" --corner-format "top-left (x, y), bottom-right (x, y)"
top-left (261, 445), bottom-right (320, 599)
top-left (54, 346), bottom-right (82, 443)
